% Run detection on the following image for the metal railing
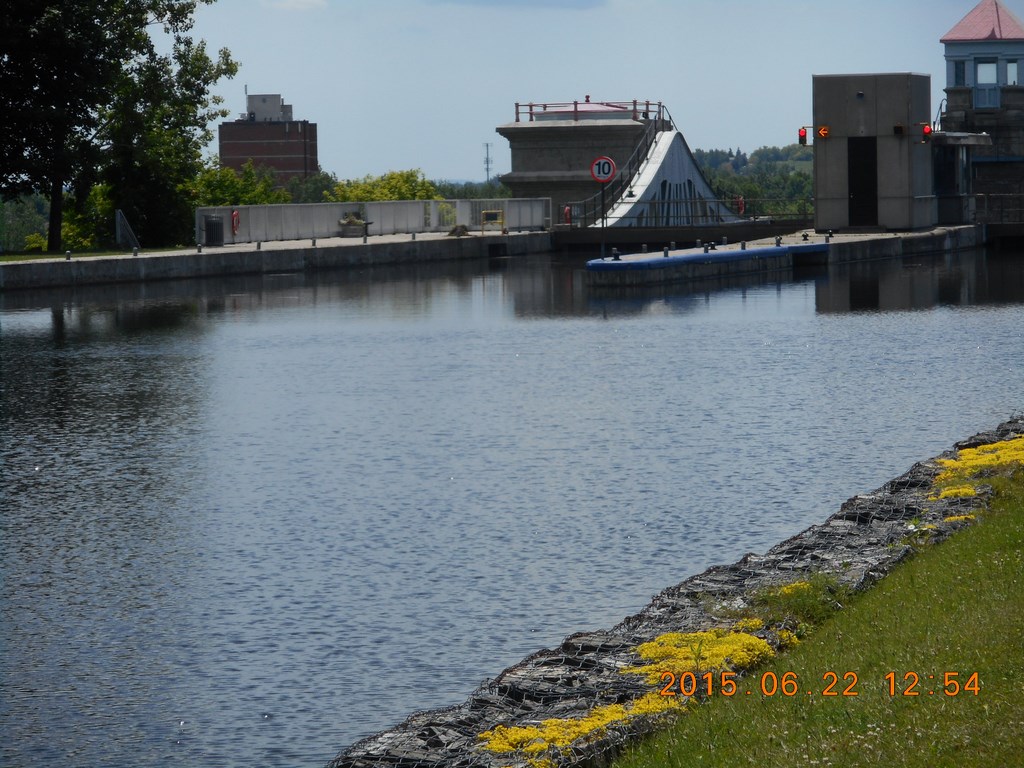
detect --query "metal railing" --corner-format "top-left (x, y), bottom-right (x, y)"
top-left (566, 106), bottom-right (676, 228)
top-left (115, 209), bottom-right (140, 250)
top-left (512, 99), bottom-right (670, 124)
top-left (570, 197), bottom-right (814, 229)
top-left (974, 193), bottom-right (1024, 223)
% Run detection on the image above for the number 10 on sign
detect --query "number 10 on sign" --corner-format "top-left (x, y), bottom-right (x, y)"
top-left (591, 156), bottom-right (616, 183)
top-left (591, 156), bottom-right (616, 227)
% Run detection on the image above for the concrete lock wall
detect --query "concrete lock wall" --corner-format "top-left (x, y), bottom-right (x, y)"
top-left (813, 73), bottom-right (937, 231)
top-left (0, 232), bottom-right (556, 292)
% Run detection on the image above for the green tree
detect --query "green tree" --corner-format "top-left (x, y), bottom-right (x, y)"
top-left (0, 196), bottom-right (49, 253)
top-left (67, 184), bottom-right (115, 249)
top-left (101, 35), bottom-right (238, 245)
top-left (325, 169), bottom-right (440, 202)
top-left (190, 161), bottom-right (291, 207)
top-left (692, 149), bottom-right (735, 173)
top-left (0, 1), bottom-right (237, 250)
top-left (432, 179), bottom-right (512, 199)
top-left (22, 184), bottom-right (114, 251)
top-left (287, 170), bottom-right (339, 203)
top-left (695, 144), bottom-right (813, 215)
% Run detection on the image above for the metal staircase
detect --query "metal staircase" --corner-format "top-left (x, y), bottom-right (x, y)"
top-left (568, 105), bottom-right (740, 228)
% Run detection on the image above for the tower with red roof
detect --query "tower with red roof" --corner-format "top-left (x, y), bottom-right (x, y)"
top-left (940, 0), bottom-right (1024, 193)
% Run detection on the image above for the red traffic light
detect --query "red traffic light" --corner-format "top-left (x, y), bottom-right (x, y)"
top-left (922, 124), bottom-right (933, 138)
top-left (798, 127), bottom-right (808, 145)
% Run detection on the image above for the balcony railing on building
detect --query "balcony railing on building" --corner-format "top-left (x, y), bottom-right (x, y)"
top-left (944, 84), bottom-right (1024, 114)
top-left (974, 193), bottom-right (1024, 224)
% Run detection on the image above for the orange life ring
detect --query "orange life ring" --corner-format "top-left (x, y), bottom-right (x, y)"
top-left (231, 209), bottom-right (240, 235)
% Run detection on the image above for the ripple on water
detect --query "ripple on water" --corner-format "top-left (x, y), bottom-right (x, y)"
top-left (3, 252), bottom-right (1023, 767)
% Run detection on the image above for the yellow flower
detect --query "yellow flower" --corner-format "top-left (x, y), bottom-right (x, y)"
top-left (732, 617), bottom-right (765, 632)
top-left (935, 436), bottom-right (1024, 485)
top-left (478, 693), bottom-right (681, 756)
top-left (622, 629), bottom-right (774, 683)
top-left (777, 581), bottom-right (812, 597)
top-left (775, 629), bottom-right (800, 649)
top-left (944, 514), bottom-right (976, 523)
top-left (935, 485), bottom-right (978, 499)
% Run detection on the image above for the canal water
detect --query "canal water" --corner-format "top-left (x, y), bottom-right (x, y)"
top-left (2, 249), bottom-right (1022, 768)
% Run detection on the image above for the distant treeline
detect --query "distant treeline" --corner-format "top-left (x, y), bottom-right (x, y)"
top-left (2, 146), bottom-right (812, 254)
top-left (1, 168), bottom-right (513, 254)
top-left (693, 144), bottom-right (813, 213)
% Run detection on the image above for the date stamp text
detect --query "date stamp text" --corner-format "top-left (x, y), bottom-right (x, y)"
top-left (657, 670), bottom-right (980, 698)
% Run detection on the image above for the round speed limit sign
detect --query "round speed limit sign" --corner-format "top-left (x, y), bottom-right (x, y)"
top-left (590, 155), bottom-right (617, 183)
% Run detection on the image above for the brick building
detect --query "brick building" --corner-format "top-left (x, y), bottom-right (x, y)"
top-left (218, 94), bottom-right (318, 184)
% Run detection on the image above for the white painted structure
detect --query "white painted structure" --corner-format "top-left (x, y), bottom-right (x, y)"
top-left (599, 130), bottom-right (739, 227)
top-left (194, 199), bottom-right (551, 246)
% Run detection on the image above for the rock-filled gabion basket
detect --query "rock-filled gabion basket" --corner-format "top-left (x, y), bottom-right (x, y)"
top-left (326, 416), bottom-right (1024, 768)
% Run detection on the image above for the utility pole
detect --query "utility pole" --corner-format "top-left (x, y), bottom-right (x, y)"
top-left (483, 142), bottom-right (492, 182)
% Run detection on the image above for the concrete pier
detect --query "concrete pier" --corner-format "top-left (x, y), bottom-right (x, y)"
top-left (0, 230), bottom-right (553, 292)
top-left (585, 224), bottom-right (984, 287)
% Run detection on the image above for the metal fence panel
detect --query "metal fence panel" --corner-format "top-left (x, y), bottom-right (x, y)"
top-left (367, 201), bottom-right (427, 235)
top-left (195, 198), bottom-right (551, 243)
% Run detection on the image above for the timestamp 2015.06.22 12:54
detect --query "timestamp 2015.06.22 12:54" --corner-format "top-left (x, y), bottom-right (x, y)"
top-left (657, 670), bottom-right (981, 698)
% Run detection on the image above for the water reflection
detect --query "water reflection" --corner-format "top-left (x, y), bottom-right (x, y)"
top-left (5, 248), bottom-right (1021, 327)
top-left (0, 253), bottom-right (754, 322)
top-left (815, 249), bottom-right (1024, 312)
top-left (584, 249), bottom-right (1024, 316)
top-left (2, 246), bottom-right (1023, 768)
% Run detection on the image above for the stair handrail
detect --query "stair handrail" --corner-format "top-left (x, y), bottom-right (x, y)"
top-left (569, 102), bottom-right (675, 227)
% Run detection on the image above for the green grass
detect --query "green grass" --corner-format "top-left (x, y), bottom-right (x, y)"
top-left (614, 471), bottom-right (1024, 768)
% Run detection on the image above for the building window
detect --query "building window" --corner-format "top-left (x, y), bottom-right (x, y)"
top-left (1009, 60), bottom-right (1019, 86)
top-left (977, 61), bottom-right (997, 84)
top-left (954, 60), bottom-right (966, 86)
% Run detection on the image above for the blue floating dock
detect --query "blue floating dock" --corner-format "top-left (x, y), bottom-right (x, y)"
top-left (585, 242), bottom-right (828, 286)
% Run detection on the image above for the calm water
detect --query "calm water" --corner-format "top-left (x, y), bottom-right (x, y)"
top-left (2, 249), bottom-right (1023, 767)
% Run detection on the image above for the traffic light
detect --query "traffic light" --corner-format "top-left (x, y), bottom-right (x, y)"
top-left (921, 123), bottom-right (933, 142)
top-left (798, 127), bottom-right (808, 145)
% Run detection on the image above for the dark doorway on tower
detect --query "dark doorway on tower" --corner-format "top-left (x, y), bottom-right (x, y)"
top-left (847, 137), bottom-right (878, 227)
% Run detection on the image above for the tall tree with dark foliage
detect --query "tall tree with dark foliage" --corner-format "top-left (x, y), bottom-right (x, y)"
top-left (0, 1), bottom-right (237, 249)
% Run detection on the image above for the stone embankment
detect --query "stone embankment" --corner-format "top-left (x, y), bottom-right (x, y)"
top-left (325, 416), bottom-right (1024, 768)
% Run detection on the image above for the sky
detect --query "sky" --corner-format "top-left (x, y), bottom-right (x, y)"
top-left (182, 0), bottom-right (989, 182)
